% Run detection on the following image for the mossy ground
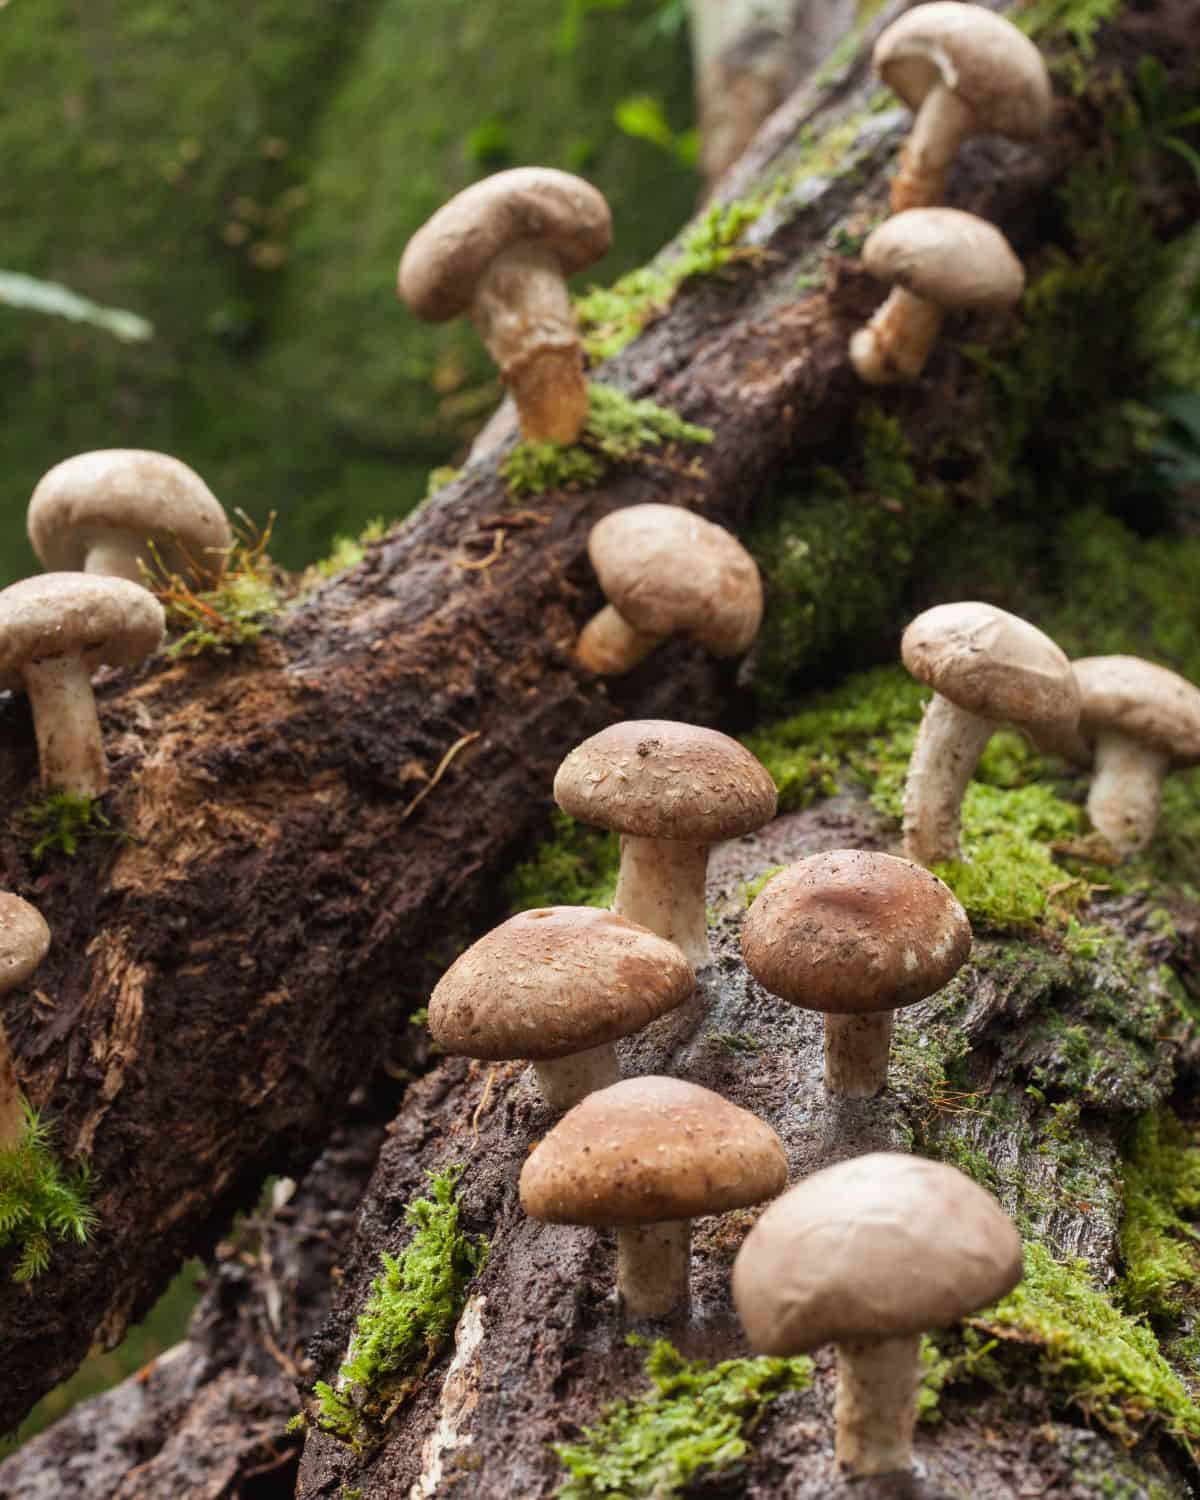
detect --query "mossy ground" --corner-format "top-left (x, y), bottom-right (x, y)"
top-left (0, 1104), bottom-right (97, 1284)
top-left (16, 792), bottom-right (119, 863)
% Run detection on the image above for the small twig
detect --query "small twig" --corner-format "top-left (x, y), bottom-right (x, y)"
top-left (396, 731), bottom-right (482, 825)
top-left (454, 529), bottom-right (506, 571)
top-left (471, 1065), bottom-right (499, 1147)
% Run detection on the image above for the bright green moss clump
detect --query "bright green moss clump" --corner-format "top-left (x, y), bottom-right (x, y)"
top-left (1120, 1111), bottom-right (1200, 1320)
top-left (0, 1104), bottom-right (97, 1282)
top-left (506, 811), bottom-right (619, 913)
top-left (19, 792), bottom-right (119, 863)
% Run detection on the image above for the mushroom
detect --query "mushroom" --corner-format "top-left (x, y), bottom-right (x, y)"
top-left (0, 894), bottom-right (50, 1150)
top-left (0, 574), bottom-right (165, 798)
top-left (850, 208), bottom-right (1025, 385)
top-left (521, 1074), bottom-right (787, 1319)
top-left (398, 168), bottom-right (612, 444)
top-left (733, 1152), bottom-right (1022, 1479)
top-left (576, 505), bottom-right (763, 676)
top-left (427, 907), bottom-right (694, 1111)
top-left (900, 601), bottom-right (1079, 867)
top-left (28, 449), bottom-right (233, 586)
top-left (741, 850), bottom-right (970, 1098)
top-left (553, 721), bottom-right (777, 970)
top-left (873, 2), bottom-right (1052, 211)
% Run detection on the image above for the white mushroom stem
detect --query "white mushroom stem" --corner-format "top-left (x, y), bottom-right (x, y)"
top-left (834, 1332), bottom-right (922, 1476)
top-left (824, 1013), bottom-right (894, 1098)
top-left (470, 240), bottom-right (589, 444)
top-left (532, 1044), bottom-right (619, 1112)
top-left (891, 85), bottom-right (976, 211)
top-left (616, 1219), bottom-right (691, 1319)
top-left (613, 837), bottom-right (712, 970)
top-left (902, 693), bottom-right (995, 866)
top-left (850, 286), bottom-right (946, 385)
top-left (83, 534), bottom-right (145, 584)
top-left (576, 606), bottom-right (661, 676)
top-left (1086, 731), bottom-right (1170, 855)
top-left (21, 653), bottom-right (108, 798)
top-left (0, 1031), bottom-right (26, 1151)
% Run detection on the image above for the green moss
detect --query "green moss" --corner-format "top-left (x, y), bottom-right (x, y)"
top-left (506, 811), bottom-right (619, 912)
top-left (307, 517), bottom-right (388, 581)
top-left (0, 1103), bottom-right (97, 1282)
top-left (1120, 1111), bottom-right (1200, 1320)
top-left (552, 1337), bottom-right (813, 1498)
top-left (18, 792), bottom-right (119, 862)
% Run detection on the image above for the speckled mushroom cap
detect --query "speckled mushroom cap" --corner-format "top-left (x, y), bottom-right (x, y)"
top-left (587, 505), bottom-right (763, 657)
top-left (862, 210), bottom-right (1025, 312)
top-left (520, 1074), bottom-right (788, 1227)
top-left (0, 894), bottom-right (50, 993)
top-left (28, 450), bottom-right (232, 573)
top-left (0, 574), bottom-right (165, 693)
top-left (398, 168), bottom-right (612, 323)
top-left (1056, 657), bottom-right (1200, 769)
top-left (741, 850), bottom-right (970, 1016)
top-left (733, 1152), bottom-right (1023, 1352)
top-left (428, 907), bottom-right (694, 1061)
top-left (554, 721), bottom-right (777, 843)
top-left (873, 3), bottom-right (1052, 141)
top-left (902, 601), bottom-right (1078, 737)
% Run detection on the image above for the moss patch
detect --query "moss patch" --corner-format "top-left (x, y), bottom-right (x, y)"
top-left (1120, 1111), bottom-right (1200, 1321)
top-left (17, 792), bottom-right (120, 863)
top-left (506, 811), bottom-right (619, 912)
top-left (0, 1104), bottom-right (97, 1283)
top-left (150, 515), bottom-right (284, 657)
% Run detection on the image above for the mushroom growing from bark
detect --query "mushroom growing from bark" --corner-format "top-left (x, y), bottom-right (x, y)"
top-left (741, 850), bottom-right (970, 1098)
top-left (0, 574), bottom-right (165, 798)
top-left (28, 449), bottom-right (232, 586)
top-left (850, 208), bottom-right (1025, 385)
top-left (554, 721), bottom-right (777, 970)
top-left (428, 907), bottom-right (694, 1111)
top-left (900, 601), bottom-right (1080, 866)
top-left (733, 1152), bottom-right (1023, 1479)
top-left (521, 1074), bottom-right (787, 1319)
top-left (576, 504), bottom-right (763, 676)
top-left (0, 895), bottom-right (51, 1150)
top-left (873, 2), bottom-right (1052, 211)
top-left (398, 168), bottom-right (612, 444)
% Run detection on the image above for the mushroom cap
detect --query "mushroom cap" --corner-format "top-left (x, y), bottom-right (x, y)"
top-left (28, 450), bottom-right (232, 573)
top-left (0, 894), bottom-right (50, 993)
top-left (553, 720), bottom-right (777, 843)
top-left (901, 601), bottom-right (1079, 736)
top-left (874, 2), bottom-right (1052, 141)
top-left (428, 906), bottom-right (694, 1061)
top-left (398, 168), bottom-right (613, 323)
top-left (0, 574), bottom-right (165, 692)
top-left (733, 1152), bottom-right (1022, 1352)
top-left (741, 850), bottom-right (970, 1016)
top-left (862, 209), bottom-right (1025, 312)
top-left (519, 1074), bottom-right (788, 1227)
top-left (1061, 657), bottom-right (1200, 769)
top-left (587, 505), bottom-right (763, 657)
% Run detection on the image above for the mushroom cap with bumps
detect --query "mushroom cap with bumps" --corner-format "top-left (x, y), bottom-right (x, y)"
top-left (428, 907), bottom-right (694, 1061)
top-left (733, 1152), bottom-right (1023, 1352)
top-left (741, 850), bottom-right (970, 1016)
top-left (0, 574), bottom-right (165, 693)
top-left (398, 167), bottom-right (613, 323)
top-left (862, 209), bottom-right (1025, 312)
top-left (0, 894), bottom-right (50, 992)
top-left (1061, 657), bottom-right (1200, 769)
top-left (520, 1074), bottom-right (788, 1227)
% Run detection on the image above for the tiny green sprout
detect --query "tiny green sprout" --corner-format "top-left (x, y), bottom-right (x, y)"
top-left (0, 1101), bottom-right (98, 1281)
top-left (19, 791), bottom-right (121, 862)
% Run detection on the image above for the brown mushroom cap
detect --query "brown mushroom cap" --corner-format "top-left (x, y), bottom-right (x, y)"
top-left (741, 850), bottom-right (970, 1016)
top-left (520, 1074), bottom-right (788, 1226)
top-left (1061, 657), bottom-right (1200, 768)
top-left (733, 1152), bottom-right (1023, 1352)
top-left (862, 209), bottom-right (1025, 311)
top-left (554, 721), bottom-right (777, 843)
top-left (587, 505), bottom-right (763, 657)
top-left (0, 894), bottom-right (50, 992)
top-left (28, 450), bottom-right (232, 572)
top-left (428, 907), bottom-right (694, 1061)
top-left (0, 574), bottom-right (165, 692)
top-left (874, 3), bottom-right (1052, 141)
top-left (398, 168), bottom-right (613, 323)
top-left (902, 601), bottom-right (1078, 737)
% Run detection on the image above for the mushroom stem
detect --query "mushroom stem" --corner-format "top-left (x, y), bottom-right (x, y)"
top-left (576, 605), bottom-right (662, 676)
top-left (850, 286), bottom-right (946, 385)
top-left (83, 534), bottom-right (145, 584)
top-left (824, 1013), bottom-right (894, 1098)
top-left (532, 1043), bottom-right (620, 1112)
top-left (21, 653), bottom-right (108, 798)
top-left (834, 1332), bottom-right (921, 1477)
top-left (471, 240), bottom-right (589, 444)
top-left (891, 84), bottom-right (976, 211)
top-left (616, 1219), bottom-right (691, 1319)
top-left (1087, 731), bottom-right (1170, 855)
top-left (902, 693), bottom-right (995, 866)
top-left (614, 837), bottom-right (712, 970)
top-left (0, 1031), bottom-right (26, 1151)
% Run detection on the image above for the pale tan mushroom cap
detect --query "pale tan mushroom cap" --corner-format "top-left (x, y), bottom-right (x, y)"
top-left (519, 1074), bottom-right (788, 1227)
top-left (554, 720), bottom-right (777, 843)
top-left (733, 1152), bottom-right (1023, 1352)
top-left (0, 574), bottom-right (165, 692)
top-left (428, 907), bottom-right (694, 1061)
top-left (0, 894), bottom-right (50, 993)
top-left (588, 505), bottom-right (763, 657)
top-left (1061, 657), bottom-right (1200, 768)
top-left (902, 601), bottom-right (1078, 737)
top-left (863, 209), bottom-right (1025, 312)
top-left (398, 168), bottom-right (613, 322)
top-left (874, 2), bottom-right (1052, 140)
top-left (28, 450), bottom-right (232, 572)
top-left (741, 850), bottom-right (970, 1016)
